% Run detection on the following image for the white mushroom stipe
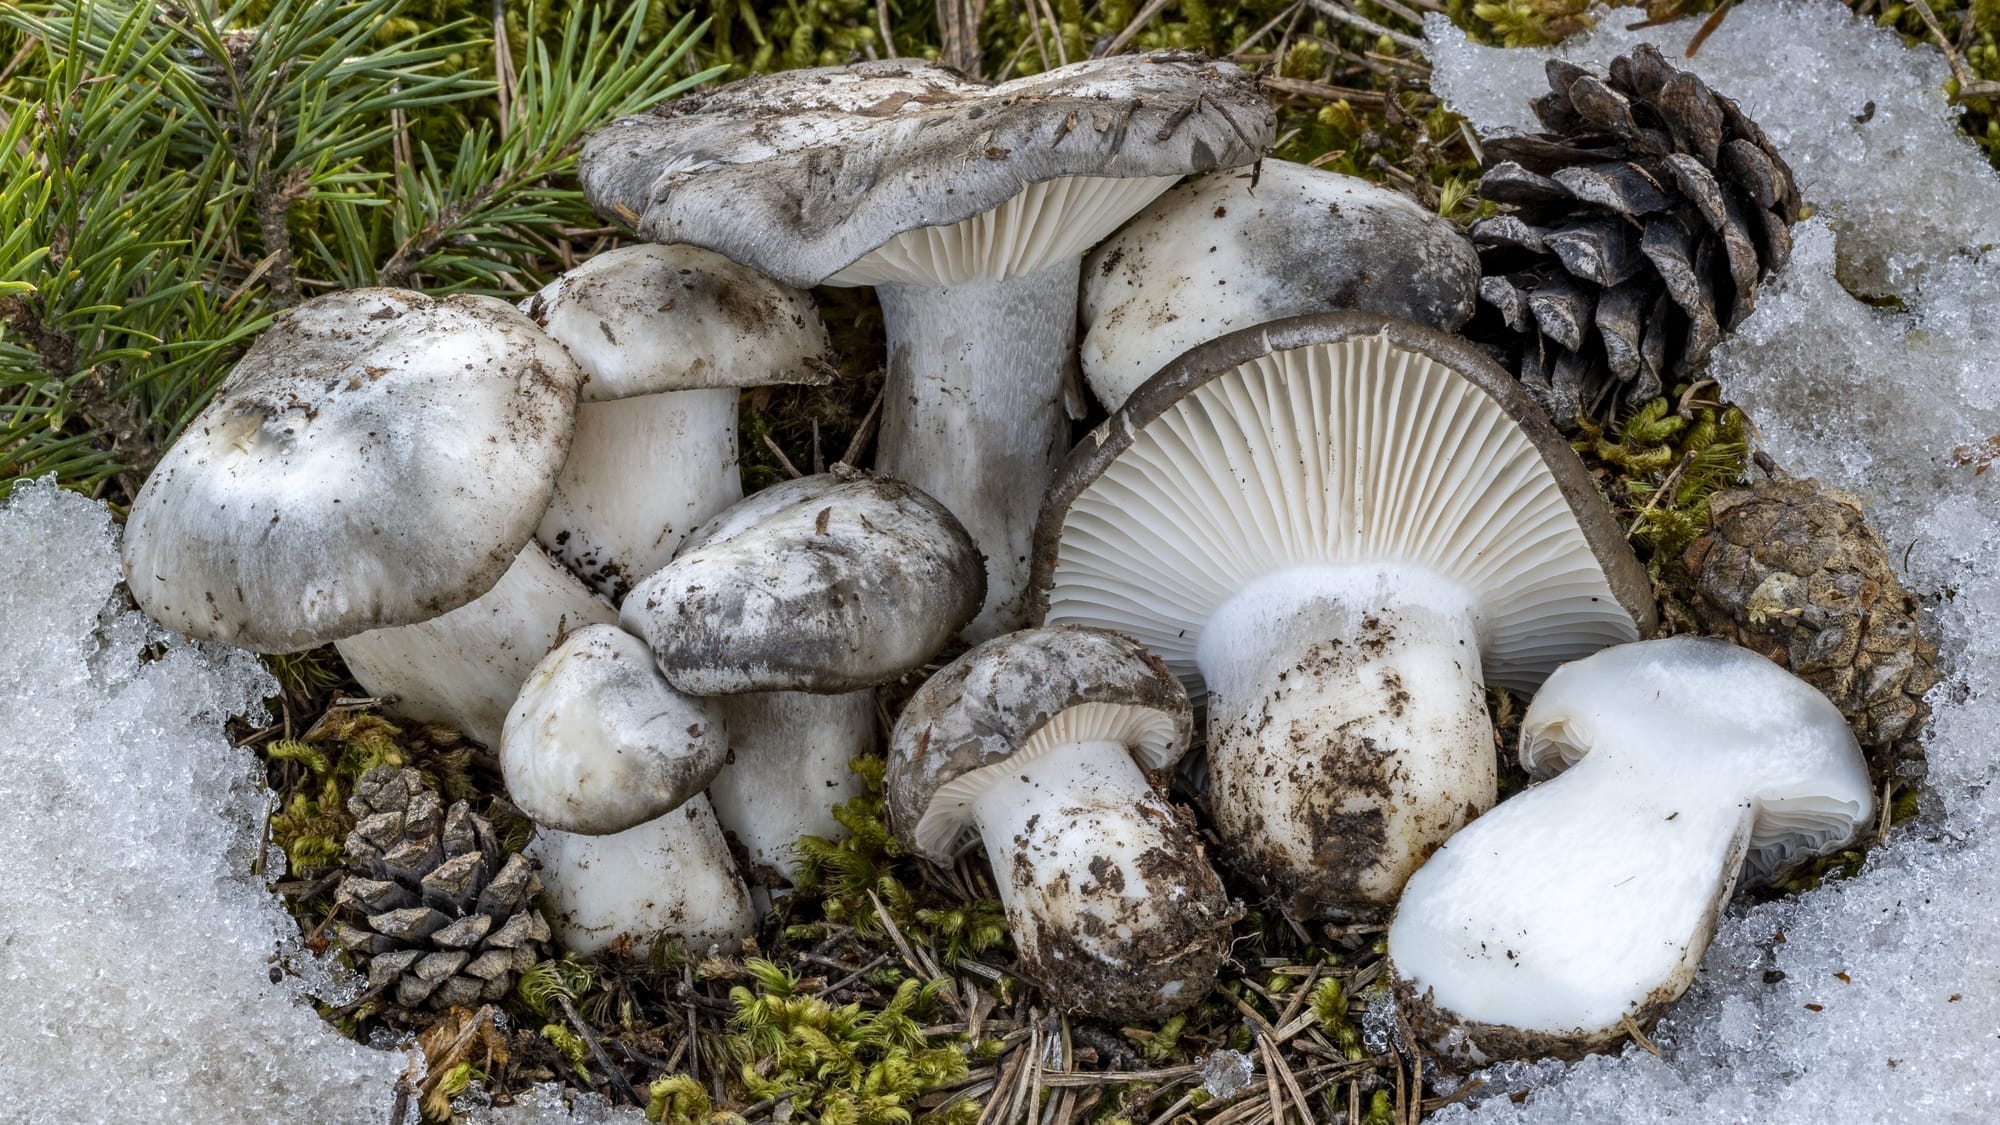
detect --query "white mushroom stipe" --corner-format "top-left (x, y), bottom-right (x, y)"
top-left (706, 689), bottom-right (874, 883)
top-left (1388, 636), bottom-right (1873, 1064)
top-left (1195, 565), bottom-right (1493, 902)
top-left (501, 624), bottom-right (727, 837)
top-left (873, 266), bottom-right (1078, 640)
top-left (535, 389), bottom-right (739, 600)
top-left (522, 243), bottom-right (831, 602)
top-left (335, 543), bottom-right (616, 748)
top-left (527, 798), bottom-right (756, 957)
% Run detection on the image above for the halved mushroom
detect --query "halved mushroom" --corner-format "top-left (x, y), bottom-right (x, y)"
top-left (521, 243), bottom-right (832, 601)
top-left (122, 288), bottom-right (605, 745)
top-left (502, 624), bottom-right (753, 954)
top-left (580, 55), bottom-right (1274, 636)
top-left (1032, 312), bottom-right (1656, 910)
top-left (622, 472), bottom-right (983, 887)
top-left (1388, 636), bottom-right (1874, 1063)
top-left (887, 625), bottom-right (1235, 1020)
top-left (1080, 160), bottom-right (1480, 410)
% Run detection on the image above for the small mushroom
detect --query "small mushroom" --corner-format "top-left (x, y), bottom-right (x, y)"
top-left (1032, 313), bottom-right (1656, 910)
top-left (1388, 636), bottom-right (1873, 1064)
top-left (521, 244), bottom-right (832, 601)
top-left (1080, 159), bottom-right (1481, 410)
top-left (121, 288), bottom-right (606, 745)
top-left (886, 626), bottom-right (1235, 1020)
top-left (622, 472), bottom-right (983, 885)
top-left (502, 624), bottom-right (752, 954)
top-left (500, 624), bottom-right (726, 836)
top-left (580, 55), bottom-right (1273, 637)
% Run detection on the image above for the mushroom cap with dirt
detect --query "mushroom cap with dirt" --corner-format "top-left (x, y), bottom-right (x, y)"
top-left (1031, 312), bottom-right (1656, 910)
top-left (1388, 636), bottom-right (1873, 1065)
top-left (580, 54), bottom-right (1274, 637)
top-left (121, 287), bottom-right (608, 745)
top-left (886, 624), bottom-right (1236, 1021)
top-left (500, 623), bottom-right (727, 837)
top-left (621, 472), bottom-right (983, 884)
top-left (1080, 159), bottom-right (1481, 410)
top-left (521, 243), bottom-right (833, 601)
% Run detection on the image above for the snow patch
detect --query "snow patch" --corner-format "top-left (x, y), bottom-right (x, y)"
top-left (0, 479), bottom-right (408, 1122)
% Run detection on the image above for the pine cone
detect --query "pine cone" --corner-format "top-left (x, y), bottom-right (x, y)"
top-left (1469, 45), bottom-right (1802, 427)
top-left (1685, 478), bottom-right (1937, 778)
top-left (333, 767), bottom-right (551, 1011)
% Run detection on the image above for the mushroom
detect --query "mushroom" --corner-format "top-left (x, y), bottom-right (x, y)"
top-left (579, 55), bottom-right (1274, 636)
top-left (621, 472), bottom-right (983, 887)
top-left (121, 288), bottom-right (607, 746)
top-left (1388, 636), bottom-right (1874, 1063)
top-left (500, 624), bottom-right (726, 836)
top-left (503, 624), bottom-right (753, 954)
top-left (1079, 159), bottom-right (1481, 410)
top-left (521, 243), bottom-right (833, 601)
top-left (885, 625), bottom-right (1235, 1020)
top-left (1031, 312), bottom-right (1656, 910)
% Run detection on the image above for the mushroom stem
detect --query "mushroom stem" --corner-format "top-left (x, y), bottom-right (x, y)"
top-left (874, 263), bottom-right (1078, 639)
top-left (335, 543), bottom-right (617, 746)
top-left (707, 689), bottom-right (873, 885)
top-left (537, 388), bottom-right (741, 601)
top-left (527, 796), bottom-right (757, 957)
top-left (1195, 564), bottom-right (1495, 907)
top-left (964, 732), bottom-right (1227, 1019)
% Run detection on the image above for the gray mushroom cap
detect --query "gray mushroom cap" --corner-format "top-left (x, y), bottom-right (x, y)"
top-left (520, 242), bottom-right (833, 399)
top-left (1080, 160), bottom-right (1482, 408)
top-left (578, 54), bottom-right (1275, 288)
top-left (885, 625), bottom-right (1194, 864)
top-left (621, 473), bottom-right (983, 694)
top-left (122, 289), bottom-right (582, 653)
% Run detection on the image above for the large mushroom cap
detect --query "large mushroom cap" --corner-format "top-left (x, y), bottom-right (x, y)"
top-left (622, 473), bottom-right (984, 695)
top-left (885, 624), bottom-right (1193, 863)
top-left (1031, 312), bottom-right (1656, 695)
top-left (521, 242), bottom-right (832, 399)
top-left (123, 289), bottom-right (582, 652)
top-left (578, 54), bottom-right (1274, 288)
top-left (1520, 634), bottom-right (1874, 880)
top-left (501, 624), bottom-right (728, 836)
top-left (1080, 160), bottom-right (1481, 409)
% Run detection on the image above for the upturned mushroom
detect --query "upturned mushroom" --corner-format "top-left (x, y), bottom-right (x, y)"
top-left (1388, 636), bottom-right (1874, 1063)
top-left (1031, 312), bottom-right (1656, 910)
top-left (503, 624), bottom-right (753, 954)
top-left (1080, 159), bottom-right (1480, 410)
top-left (622, 472), bottom-right (983, 886)
top-left (579, 54), bottom-right (1274, 636)
top-left (121, 288), bottom-right (608, 746)
top-left (887, 625), bottom-right (1235, 1019)
top-left (521, 243), bottom-right (833, 600)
